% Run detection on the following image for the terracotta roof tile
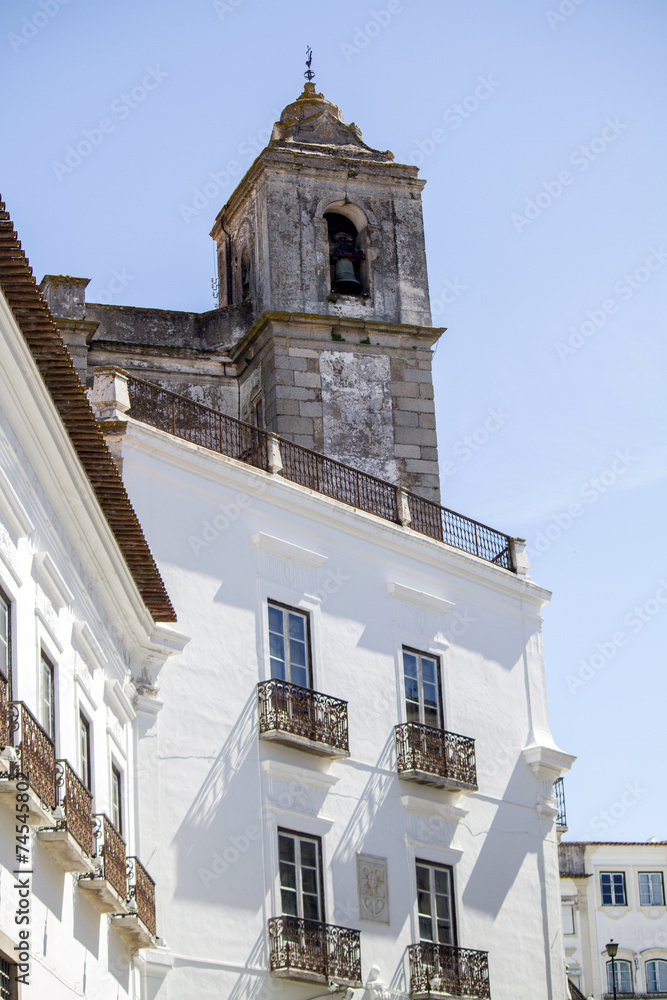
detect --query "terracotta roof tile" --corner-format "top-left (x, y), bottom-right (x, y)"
top-left (0, 199), bottom-right (176, 622)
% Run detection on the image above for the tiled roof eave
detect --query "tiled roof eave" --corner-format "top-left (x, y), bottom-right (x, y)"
top-left (0, 198), bottom-right (176, 623)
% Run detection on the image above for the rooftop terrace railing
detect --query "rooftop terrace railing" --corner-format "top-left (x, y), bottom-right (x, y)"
top-left (123, 374), bottom-right (516, 572)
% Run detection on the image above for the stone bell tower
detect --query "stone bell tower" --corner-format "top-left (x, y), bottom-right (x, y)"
top-left (211, 79), bottom-right (444, 502)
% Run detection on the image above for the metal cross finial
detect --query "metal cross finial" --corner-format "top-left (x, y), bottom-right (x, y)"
top-left (304, 45), bottom-right (314, 82)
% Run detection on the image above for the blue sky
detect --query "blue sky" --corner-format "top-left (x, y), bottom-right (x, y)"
top-left (1, 0), bottom-right (665, 840)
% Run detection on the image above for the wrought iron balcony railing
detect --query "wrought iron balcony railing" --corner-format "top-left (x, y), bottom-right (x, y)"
top-left (409, 942), bottom-right (491, 999)
top-left (554, 777), bottom-right (567, 828)
top-left (0, 672), bottom-right (8, 747)
top-left (258, 680), bottom-right (349, 755)
top-left (7, 701), bottom-right (56, 810)
top-left (56, 760), bottom-right (95, 857)
top-left (394, 722), bottom-right (477, 789)
top-left (80, 813), bottom-right (128, 900)
top-left (127, 856), bottom-right (157, 937)
top-left (268, 916), bottom-right (362, 986)
top-left (123, 374), bottom-right (516, 572)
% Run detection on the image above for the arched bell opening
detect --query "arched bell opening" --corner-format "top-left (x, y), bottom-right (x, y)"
top-left (241, 246), bottom-right (251, 302)
top-left (325, 211), bottom-right (366, 297)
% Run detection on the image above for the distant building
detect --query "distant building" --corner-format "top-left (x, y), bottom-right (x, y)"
top-left (560, 840), bottom-right (667, 997)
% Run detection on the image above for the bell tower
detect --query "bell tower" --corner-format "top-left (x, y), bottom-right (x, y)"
top-left (209, 71), bottom-right (443, 502)
top-left (210, 74), bottom-right (444, 503)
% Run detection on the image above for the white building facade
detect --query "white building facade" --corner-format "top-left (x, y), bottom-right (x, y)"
top-left (0, 201), bottom-right (185, 999)
top-left (561, 841), bottom-right (667, 998)
top-left (88, 359), bottom-right (575, 999)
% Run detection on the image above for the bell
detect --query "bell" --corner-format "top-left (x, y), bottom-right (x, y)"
top-left (332, 258), bottom-right (362, 295)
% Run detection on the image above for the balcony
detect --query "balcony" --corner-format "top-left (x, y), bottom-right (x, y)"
top-left (409, 942), bottom-right (491, 999)
top-left (78, 814), bottom-right (129, 914)
top-left (268, 916), bottom-right (362, 987)
top-left (258, 680), bottom-right (349, 757)
top-left (38, 761), bottom-right (96, 873)
top-left (0, 701), bottom-right (56, 824)
top-left (394, 723), bottom-right (477, 790)
top-left (111, 857), bottom-right (158, 949)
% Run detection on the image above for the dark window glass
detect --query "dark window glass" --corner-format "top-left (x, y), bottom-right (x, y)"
top-left (111, 765), bottom-right (123, 835)
top-left (41, 653), bottom-right (55, 742)
top-left (403, 649), bottom-right (441, 728)
top-left (600, 872), bottom-right (626, 906)
top-left (80, 713), bottom-right (91, 790)
top-left (416, 861), bottom-right (455, 945)
top-left (278, 830), bottom-right (322, 922)
top-left (268, 604), bottom-right (310, 688)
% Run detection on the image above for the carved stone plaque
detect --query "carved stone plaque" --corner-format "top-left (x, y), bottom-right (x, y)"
top-left (356, 853), bottom-right (389, 924)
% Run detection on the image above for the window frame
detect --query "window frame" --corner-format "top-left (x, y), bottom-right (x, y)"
top-left (79, 711), bottom-right (92, 792)
top-left (40, 650), bottom-right (56, 744)
top-left (606, 959), bottom-right (633, 995)
top-left (0, 948), bottom-right (18, 1000)
top-left (600, 871), bottom-right (627, 906)
top-left (110, 763), bottom-right (123, 836)
top-left (402, 647), bottom-right (443, 730)
top-left (646, 959), bottom-right (667, 994)
top-left (277, 827), bottom-right (325, 924)
top-left (0, 587), bottom-right (11, 697)
top-left (415, 858), bottom-right (458, 947)
top-left (639, 872), bottom-right (665, 907)
top-left (267, 601), bottom-right (312, 689)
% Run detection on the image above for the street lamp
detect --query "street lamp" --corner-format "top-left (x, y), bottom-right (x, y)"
top-left (606, 940), bottom-right (619, 1000)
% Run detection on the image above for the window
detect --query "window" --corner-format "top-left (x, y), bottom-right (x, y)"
top-left (241, 246), bottom-right (251, 301)
top-left (268, 603), bottom-right (310, 688)
top-left (600, 871), bottom-right (626, 905)
top-left (0, 952), bottom-right (17, 1000)
top-left (41, 652), bottom-right (55, 742)
top-left (640, 872), bottom-right (665, 906)
top-left (0, 589), bottom-right (10, 684)
top-left (416, 861), bottom-right (456, 946)
top-left (111, 764), bottom-right (123, 835)
top-left (252, 394), bottom-right (264, 429)
top-left (607, 960), bottom-right (633, 994)
top-left (325, 211), bottom-right (364, 297)
top-left (278, 830), bottom-right (323, 922)
top-left (79, 713), bottom-right (92, 791)
top-left (562, 902), bottom-right (575, 935)
top-left (646, 960), bottom-right (667, 993)
top-left (403, 649), bottom-right (441, 728)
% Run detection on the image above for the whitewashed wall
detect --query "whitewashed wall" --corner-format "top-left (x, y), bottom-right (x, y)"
top-left (119, 415), bottom-right (573, 1000)
top-left (0, 289), bottom-right (181, 1000)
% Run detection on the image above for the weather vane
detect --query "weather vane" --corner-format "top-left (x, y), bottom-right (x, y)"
top-left (304, 45), bottom-right (314, 82)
